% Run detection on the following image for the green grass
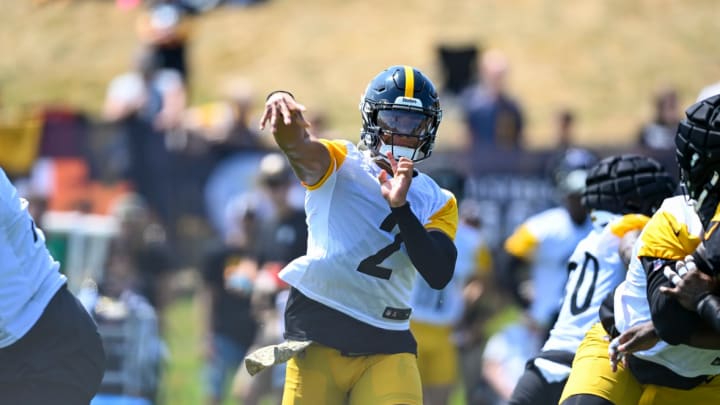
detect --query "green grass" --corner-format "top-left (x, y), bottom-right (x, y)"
top-left (161, 294), bottom-right (206, 405)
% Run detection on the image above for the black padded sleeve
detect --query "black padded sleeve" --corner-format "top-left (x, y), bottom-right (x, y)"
top-left (500, 253), bottom-right (531, 309)
top-left (642, 257), bottom-right (704, 345)
top-left (696, 294), bottom-right (720, 332)
top-left (391, 202), bottom-right (457, 289)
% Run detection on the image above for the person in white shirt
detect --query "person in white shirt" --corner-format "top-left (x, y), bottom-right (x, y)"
top-left (0, 166), bottom-right (105, 404)
top-left (501, 148), bottom-right (598, 336)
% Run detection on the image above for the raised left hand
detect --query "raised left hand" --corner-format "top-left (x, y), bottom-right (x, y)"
top-left (378, 152), bottom-right (413, 208)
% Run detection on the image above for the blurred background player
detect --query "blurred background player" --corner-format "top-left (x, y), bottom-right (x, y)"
top-left (481, 147), bottom-right (597, 403)
top-left (509, 154), bottom-right (676, 405)
top-left (560, 96), bottom-right (720, 405)
top-left (500, 147), bottom-right (599, 337)
top-left (77, 239), bottom-right (166, 405)
top-left (411, 169), bottom-right (493, 405)
top-left (255, 65), bottom-right (458, 405)
top-left (239, 152), bottom-right (307, 405)
top-left (109, 192), bottom-right (175, 330)
top-left (197, 192), bottom-right (260, 405)
top-left (0, 166), bottom-right (105, 404)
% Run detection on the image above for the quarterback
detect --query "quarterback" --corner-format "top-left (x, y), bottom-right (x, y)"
top-left (257, 65), bottom-right (458, 405)
top-left (0, 167), bottom-right (105, 404)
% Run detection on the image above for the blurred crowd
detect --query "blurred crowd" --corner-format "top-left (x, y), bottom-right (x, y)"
top-left (0, 2), bottom-right (692, 405)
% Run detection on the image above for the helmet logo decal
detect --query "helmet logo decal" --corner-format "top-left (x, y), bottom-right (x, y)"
top-left (393, 96), bottom-right (423, 107)
top-left (403, 66), bottom-right (414, 97)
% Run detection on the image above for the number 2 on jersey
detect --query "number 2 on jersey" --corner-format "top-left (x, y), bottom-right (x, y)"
top-left (356, 213), bottom-right (403, 279)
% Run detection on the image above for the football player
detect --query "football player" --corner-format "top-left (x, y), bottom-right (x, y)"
top-left (0, 167), bottom-right (105, 404)
top-left (508, 154), bottom-right (675, 405)
top-left (559, 96), bottom-right (720, 405)
top-left (502, 147), bottom-right (598, 336)
top-left (256, 65), bottom-right (458, 405)
top-left (409, 171), bottom-right (492, 405)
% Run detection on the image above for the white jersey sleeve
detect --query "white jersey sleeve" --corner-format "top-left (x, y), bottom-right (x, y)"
top-left (279, 140), bottom-right (458, 330)
top-left (504, 207), bottom-right (594, 327)
top-left (0, 167), bottom-right (66, 347)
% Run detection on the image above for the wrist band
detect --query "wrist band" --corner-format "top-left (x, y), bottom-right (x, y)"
top-left (266, 90), bottom-right (294, 101)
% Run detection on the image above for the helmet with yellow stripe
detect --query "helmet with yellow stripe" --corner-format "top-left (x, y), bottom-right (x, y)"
top-left (359, 65), bottom-right (442, 162)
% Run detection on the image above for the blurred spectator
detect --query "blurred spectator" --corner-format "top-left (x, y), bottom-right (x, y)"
top-left (109, 193), bottom-right (176, 326)
top-left (410, 197), bottom-right (493, 405)
top-left (198, 191), bottom-right (262, 405)
top-left (636, 86), bottom-right (680, 151)
top-left (183, 78), bottom-right (264, 161)
top-left (136, 0), bottom-right (195, 83)
top-left (305, 109), bottom-right (339, 140)
top-left (240, 153), bottom-right (308, 405)
top-left (459, 49), bottom-right (524, 151)
top-left (77, 242), bottom-right (166, 405)
top-left (554, 108), bottom-right (576, 149)
top-left (103, 46), bottom-right (187, 232)
top-left (452, 199), bottom-right (505, 405)
top-left (405, 169), bottom-right (485, 405)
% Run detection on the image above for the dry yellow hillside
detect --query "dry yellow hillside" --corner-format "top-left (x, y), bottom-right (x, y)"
top-left (2, 0), bottom-right (720, 149)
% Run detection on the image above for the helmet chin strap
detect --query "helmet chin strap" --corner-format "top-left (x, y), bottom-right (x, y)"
top-left (694, 171), bottom-right (720, 228)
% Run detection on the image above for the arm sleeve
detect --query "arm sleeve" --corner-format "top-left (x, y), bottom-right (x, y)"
top-left (391, 203), bottom-right (457, 289)
top-left (643, 256), bottom-right (704, 345)
top-left (696, 294), bottom-right (720, 332)
top-left (498, 253), bottom-right (531, 309)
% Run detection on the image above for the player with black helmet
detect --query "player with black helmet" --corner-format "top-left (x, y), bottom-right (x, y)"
top-left (560, 97), bottom-right (720, 405)
top-left (508, 154), bottom-right (675, 405)
top-left (248, 65), bottom-right (458, 405)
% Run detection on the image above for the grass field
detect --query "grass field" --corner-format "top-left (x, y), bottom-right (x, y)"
top-left (3, 0), bottom-right (720, 150)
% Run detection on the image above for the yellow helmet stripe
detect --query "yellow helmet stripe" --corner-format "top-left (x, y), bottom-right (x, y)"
top-left (404, 66), bottom-right (414, 98)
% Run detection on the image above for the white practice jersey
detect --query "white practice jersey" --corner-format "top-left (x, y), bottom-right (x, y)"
top-left (614, 195), bottom-right (720, 377)
top-left (504, 207), bottom-right (593, 327)
top-left (279, 140), bottom-right (458, 331)
top-left (410, 221), bottom-right (487, 325)
top-left (0, 167), bottom-right (66, 348)
top-left (542, 213), bottom-right (648, 354)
